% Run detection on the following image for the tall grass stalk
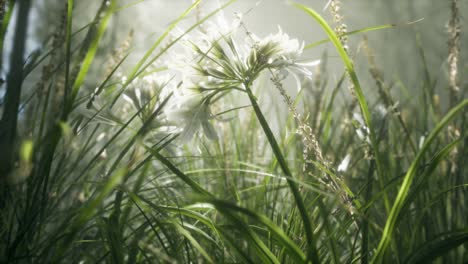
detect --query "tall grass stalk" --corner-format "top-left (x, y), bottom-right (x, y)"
top-left (372, 99), bottom-right (468, 262)
top-left (0, 0), bottom-right (31, 178)
top-left (1, 0), bottom-right (467, 263)
top-left (244, 80), bottom-right (319, 263)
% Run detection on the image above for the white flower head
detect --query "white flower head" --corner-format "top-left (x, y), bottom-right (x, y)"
top-left (124, 74), bottom-right (172, 110)
top-left (164, 89), bottom-right (218, 141)
top-left (247, 26), bottom-right (319, 91)
top-left (251, 26), bottom-right (304, 67)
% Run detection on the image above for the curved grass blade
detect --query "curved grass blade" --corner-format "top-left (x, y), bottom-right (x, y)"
top-left (202, 198), bottom-right (307, 263)
top-left (144, 145), bottom-right (213, 197)
top-left (292, 2), bottom-right (382, 173)
top-left (305, 24), bottom-right (396, 49)
top-left (173, 222), bottom-right (215, 263)
top-left (371, 99), bottom-right (467, 262)
top-left (401, 138), bottom-right (462, 215)
top-left (405, 228), bottom-right (468, 264)
top-left (129, 193), bottom-right (176, 257)
top-left (304, 19), bottom-right (423, 49)
top-left (407, 184), bottom-right (468, 255)
top-left (293, 1), bottom-right (390, 216)
top-left (218, 209), bottom-right (281, 264)
top-left (53, 168), bottom-right (127, 261)
top-left (23, 22), bottom-right (96, 79)
top-left (244, 83), bottom-right (319, 263)
top-left (64, 0), bottom-right (73, 114)
top-left (65, 0), bottom-right (116, 117)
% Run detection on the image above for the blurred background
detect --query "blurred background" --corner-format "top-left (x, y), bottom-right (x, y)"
top-left (3, 0), bottom-right (468, 111)
top-left (1, 2), bottom-right (466, 262)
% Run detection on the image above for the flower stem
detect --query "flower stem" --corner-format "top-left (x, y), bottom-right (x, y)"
top-left (244, 82), bottom-right (319, 263)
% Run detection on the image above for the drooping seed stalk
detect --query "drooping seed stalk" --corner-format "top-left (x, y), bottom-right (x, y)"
top-left (447, 0), bottom-right (460, 106)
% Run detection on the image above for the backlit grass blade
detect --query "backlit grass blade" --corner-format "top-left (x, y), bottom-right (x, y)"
top-left (23, 22), bottom-right (97, 79)
top-left (371, 99), bottom-right (467, 262)
top-left (401, 138), bottom-right (462, 214)
top-left (292, 3), bottom-right (373, 129)
top-left (144, 145), bottom-right (213, 197)
top-left (293, 1), bottom-right (391, 217)
top-left (305, 18), bottom-right (424, 49)
top-left (201, 198), bottom-right (307, 263)
top-left (66, 0), bottom-right (116, 117)
top-left (244, 83), bottom-right (319, 263)
top-left (305, 23), bottom-right (396, 49)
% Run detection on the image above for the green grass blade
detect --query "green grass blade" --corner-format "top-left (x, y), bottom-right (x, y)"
top-left (173, 222), bottom-right (215, 263)
top-left (202, 198), bottom-right (307, 263)
top-left (66, 0), bottom-right (116, 116)
top-left (0, 0), bottom-right (31, 178)
top-left (292, 3), bottom-right (381, 174)
top-left (218, 209), bottom-right (281, 264)
top-left (53, 168), bottom-right (127, 261)
top-left (144, 145), bottom-right (213, 197)
top-left (402, 138), bottom-right (462, 215)
top-left (128, 193), bottom-right (174, 257)
top-left (371, 99), bottom-right (468, 262)
top-left (0, 0), bottom-right (15, 67)
top-left (293, 1), bottom-right (390, 217)
top-left (292, 3), bottom-right (371, 124)
top-left (64, 0), bottom-right (73, 115)
top-left (405, 228), bottom-right (468, 264)
top-left (244, 84), bottom-right (318, 263)
top-left (305, 23), bottom-right (396, 49)
top-left (23, 22), bottom-right (96, 79)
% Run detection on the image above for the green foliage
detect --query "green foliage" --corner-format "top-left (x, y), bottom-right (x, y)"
top-left (0, 1), bottom-right (467, 263)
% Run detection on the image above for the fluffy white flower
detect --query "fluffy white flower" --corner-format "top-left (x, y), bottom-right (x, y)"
top-left (162, 18), bottom-right (321, 141)
top-left (164, 90), bottom-right (217, 141)
top-left (122, 74), bottom-right (173, 115)
top-left (251, 26), bottom-right (304, 66)
top-left (247, 26), bottom-right (320, 89)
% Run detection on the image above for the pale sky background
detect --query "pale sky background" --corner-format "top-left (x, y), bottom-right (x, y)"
top-left (2, 0), bottom-right (467, 109)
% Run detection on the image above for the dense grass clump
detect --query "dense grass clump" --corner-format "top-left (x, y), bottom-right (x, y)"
top-left (0, 0), bottom-right (466, 263)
